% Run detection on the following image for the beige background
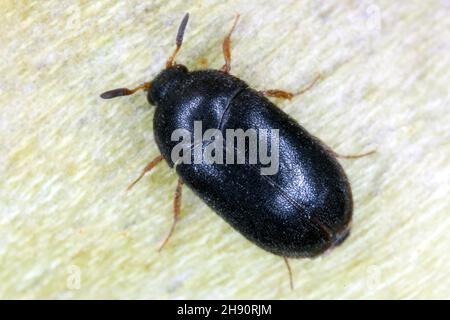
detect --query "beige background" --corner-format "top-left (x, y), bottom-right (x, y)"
top-left (1, 0), bottom-right (449, 299)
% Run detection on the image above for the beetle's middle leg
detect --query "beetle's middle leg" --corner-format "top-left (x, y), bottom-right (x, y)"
top-left (126, 154), bottom-right (164, 191)
top-left (260, 74), bottom-right (322, 101)
top-left (159, 178), bottom-right (184, 251)
top-left (220, 14), bottom-right (240, 73)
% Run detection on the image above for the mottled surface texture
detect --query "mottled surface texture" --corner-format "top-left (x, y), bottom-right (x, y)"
top-left (1, 1), bottom-right (449, 299)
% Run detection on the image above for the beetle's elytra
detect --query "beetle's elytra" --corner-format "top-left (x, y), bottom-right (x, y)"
top-left (101, 13), bottom-right (373, 284)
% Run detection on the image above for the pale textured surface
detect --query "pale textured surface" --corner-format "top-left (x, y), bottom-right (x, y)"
top-left (1, 0), bottom-right (449, 299)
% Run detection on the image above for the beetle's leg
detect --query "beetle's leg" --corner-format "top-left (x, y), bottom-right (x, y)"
top-left (260, 89), bottom-right (295, 100)
top-left (166, 13), bottom-right (190, 68)
top-left (100, 82), bottom-right (151, 99)
top-left (293, 74), bottom-right (322, 96)
top-left (260, 74), bottom-right (322, 100)
top-left (220, 14), bottom-right (240, 74)
top-left (126, 155), bottom-right (164, 191)
top-left (333, 150), bottom-right (376, 159)
top-left (283, 257), bottom-right (294, 290)
top-left (158, 178), bottom-right (184, 251)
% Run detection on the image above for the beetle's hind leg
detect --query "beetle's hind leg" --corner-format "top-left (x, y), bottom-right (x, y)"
top-left (158, 178), bottom-right (184, 251)
top-left (220, 14), bottom-right (240, 74)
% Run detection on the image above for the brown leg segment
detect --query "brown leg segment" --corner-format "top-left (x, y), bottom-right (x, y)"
top-left (220, 14), bottom-right (240, 74)
top-left (294, 74), bottom-right (322, 96)
top-left (126, 155), bottom-right (164, 191)
top-left (260, 74), bottom-right (322, 101)
top-left (283, 257), bottom-right (294, 290)
top-left (158, 178), bottom-right (184, 252)
top-left (260, 89), bottom-right (295, 100)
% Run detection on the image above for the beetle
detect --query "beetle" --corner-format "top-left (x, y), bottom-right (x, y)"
top-left (100, 13), bottom-right (373, 288)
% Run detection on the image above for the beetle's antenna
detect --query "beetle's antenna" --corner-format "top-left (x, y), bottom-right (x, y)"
top-left (166, 13), bottom-right (189, 68)
top-left (100, 82), bottom-right (151, 99)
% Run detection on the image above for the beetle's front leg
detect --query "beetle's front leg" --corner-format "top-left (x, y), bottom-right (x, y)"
top-left (260, 74), bottom-right (322, 101)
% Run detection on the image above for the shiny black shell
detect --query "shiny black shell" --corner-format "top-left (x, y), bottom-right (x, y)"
top-left (149, 65), bottom-right (352, 258)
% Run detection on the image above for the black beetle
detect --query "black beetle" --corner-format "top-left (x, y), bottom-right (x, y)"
top-left (101, 13), bottom-right (373, 287)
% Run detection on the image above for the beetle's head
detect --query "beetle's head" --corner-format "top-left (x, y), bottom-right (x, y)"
top-left (99, 13), bottom-right (190, 105)
top-left (146, 64), bottom-right (188, 106)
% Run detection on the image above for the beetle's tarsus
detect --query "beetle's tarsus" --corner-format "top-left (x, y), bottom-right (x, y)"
top-left (293, 74), bottom-right (322, 96)
top-left (260, 74), bottom-right (322, 101)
